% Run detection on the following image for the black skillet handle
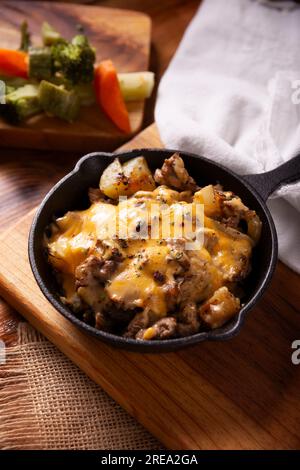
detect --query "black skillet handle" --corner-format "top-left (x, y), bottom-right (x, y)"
top-left (242, 154), bottom-right (300, 201)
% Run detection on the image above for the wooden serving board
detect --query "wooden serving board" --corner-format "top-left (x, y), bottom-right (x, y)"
top-left (0, 124), bottom-right (300, 450)
top-left (0, 1), bottom-right (151, 151)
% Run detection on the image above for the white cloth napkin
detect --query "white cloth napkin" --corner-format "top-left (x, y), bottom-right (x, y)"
top-left (155, 0), bottom-right (300, 273)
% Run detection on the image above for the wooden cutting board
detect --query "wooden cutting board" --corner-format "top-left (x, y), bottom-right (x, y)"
top-left (0, 123), bottom-right (299, 450)
top-left (0, 0), bottom-right (151, 151)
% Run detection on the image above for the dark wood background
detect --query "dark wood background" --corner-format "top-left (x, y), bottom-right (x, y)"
top-left (0, 0), bottom-right (199, 345)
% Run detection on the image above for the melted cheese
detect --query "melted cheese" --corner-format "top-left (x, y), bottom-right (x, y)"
top-left (47, 187), bottom-right (253, 316)
top-left (107, 245), bottom-right (169, 315)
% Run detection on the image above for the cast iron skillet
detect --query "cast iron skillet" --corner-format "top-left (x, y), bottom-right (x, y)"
top-left (28, 149), bottom-right (300, 352)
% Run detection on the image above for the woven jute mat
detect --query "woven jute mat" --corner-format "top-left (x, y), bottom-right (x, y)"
top-left (0, 323), bottom-right (162, 450)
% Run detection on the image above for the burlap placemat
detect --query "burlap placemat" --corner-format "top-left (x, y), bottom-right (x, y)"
top-left (0, 323), bottom-right (163, 450)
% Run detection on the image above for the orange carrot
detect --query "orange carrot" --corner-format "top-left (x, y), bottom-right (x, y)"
top-left (94, 60), bottom-right (131, 133)
top-left (0, 49), bottom-right (28, 79)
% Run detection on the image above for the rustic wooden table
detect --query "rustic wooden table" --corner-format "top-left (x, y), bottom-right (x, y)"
top-left (0, 0), bottom-right (199, 346)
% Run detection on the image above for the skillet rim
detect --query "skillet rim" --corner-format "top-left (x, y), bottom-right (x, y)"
top-left (28, 148), bottom-right (278, 352)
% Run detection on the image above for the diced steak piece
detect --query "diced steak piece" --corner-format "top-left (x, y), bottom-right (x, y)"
top-left (105, 303), bottom-right (135, 325)
top-left (75, 254), bottom-right (118, 287)
top-left (154, 153), bottom-right (198, 191)
top-left (166, 238), bottom-right (190, 273)
top-left (163, 281), bottom-right (180, 311)
top-left (137, 317), bottom-right (177, 340)
top-left (75, 252), bottom-right (122, 314)
top-left (123, 310), bottom-right (151, 338)
top-left (221, 196), bottom-right (262, 244)
top-left (61, 292), bottom-right (85, 313)
top-left (95, 311), bottom-right (113, 332)
top-left (203, 228), bottom-right (219, 253)
top-left (88, 187), bottom-right (106, 204)
top-left (176, 302), bottom-right (201, 337)
top-left (178, 251), bottom-right (212, 304)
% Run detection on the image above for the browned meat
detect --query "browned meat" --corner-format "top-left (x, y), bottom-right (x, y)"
top-left (199, 286), bottom-right (240, 329)
top-left (220, 195), bottom-right (262, 244)
top-left (137, 317), bottom-right (177, 340)
top-left (88, 187), bottom-right (106, 204)
top-left (203, 228), bottom-right (219, 253)
top-left (75, 251), bottom-right (122, 314)
top-left (153, 270), bottom-right (166, 284)
top-left (75, 254), bottom-right (119, 287)
top-left (95, 311), bottom-right (113, 332)
top-left (179, 190), bottom-right (193, 202)
top-left (229, 252), bottom-right (251, 282)
top-left (154, 153), bottom-right (198, 192)
top-left (105, 304), bottom-right (135, 325)
top-left (61, 292), bottom-right (85, 313)
top-left (75, 244), bottom-right (122, 287)
top-left (221, 196), bottom-right (248, 229)
top-left (124, 310), bottom-right (151, 338)
top-left (163, 281), bottom-right (180, 311)
top-left (177, 302), bottom-right (201, 337)
top-left (178, 251), bottom-right (212, 304)
top-left (166, 238), bottom-right (190, 273)
top-left (94, 239), bottom-right (123, 262)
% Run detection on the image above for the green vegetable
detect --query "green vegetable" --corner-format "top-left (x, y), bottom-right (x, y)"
top-left (71, 34), bottom-right (90, 48)
top-left (0, 75), bottom-right (29, 94)
top-left (39, 80), bottom-right (80, 122)
top-left (51, 34), bottom-right (96, 85)
top-left (42, 22), bottom-right (64, 46)
top-left (29, 47), bottom-right (53, 80)
top-left (0, 84), bottom-right (41, 124)
top-left (118, 72), bottom-right (155, 101)
top-left (43, 77), bottom-right (95, 106)
top-left (20, 20), bottom-right (31, 52)
top-left (0, 22), bottom-right (98, 124)
top-left (4, 85), bottom-right (14, 95)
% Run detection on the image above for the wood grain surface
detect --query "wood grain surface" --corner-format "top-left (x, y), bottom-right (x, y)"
top-left (0, 123), bottom-right (299, 450)
top-left (0, 0), bottom-right (151, 151)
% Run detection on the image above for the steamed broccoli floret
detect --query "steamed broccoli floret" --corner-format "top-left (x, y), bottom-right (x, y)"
top-left (0, 84), bottom-right (41, 124)
top-left (51, 34), bottom-right (95, 85)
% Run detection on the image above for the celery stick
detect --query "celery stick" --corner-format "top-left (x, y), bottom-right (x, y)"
top-left (118, 72), bottom-right (155, 101)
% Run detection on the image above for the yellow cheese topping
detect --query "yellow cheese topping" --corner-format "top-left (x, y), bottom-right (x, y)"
top-left (47, 186), bottom-right (252, 316)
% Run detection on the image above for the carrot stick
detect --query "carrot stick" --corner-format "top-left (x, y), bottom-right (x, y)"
top-left (94, 60), bottom-right (131, 133)
top-left (0, 49), bottom-right (28, 79)
top-left (0, 49), bottom-right (28, 78)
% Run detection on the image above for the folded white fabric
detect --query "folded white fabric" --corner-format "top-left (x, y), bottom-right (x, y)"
top-left (155, 0), bottom-right (300, 273)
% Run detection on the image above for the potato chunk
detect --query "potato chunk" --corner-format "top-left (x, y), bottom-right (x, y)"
top-left (122, 156), bottom-right (155, 195)
top-left (99, 158), bottom-right (126, 199)
top-left (194, 185), bottom-right (222, 218)
top-left (199, 286), bottom-right (240, 329)
top-left (100, 156), bottom-right (155, 199)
